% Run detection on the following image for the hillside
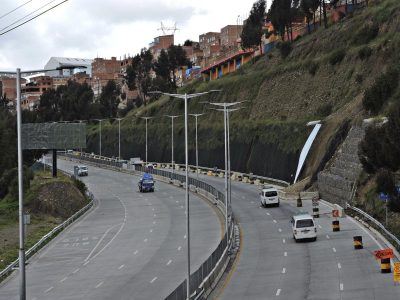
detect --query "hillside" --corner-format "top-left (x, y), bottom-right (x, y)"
top-left (87, 0), bottom-right (400, 182)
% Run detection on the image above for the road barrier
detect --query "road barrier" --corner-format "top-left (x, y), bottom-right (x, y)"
top-left (381, 258), bottom-right (392, 273)
top-left (297, 195), bottom-right (302, 207)
top-left (0, 170), bottom-right (95, 283)
top-left (353, 236), bottom-right (363, 249)
top-left (332, 220), bottom-right (340, 232)
top-left (61, 153), bottom-right (234, 300)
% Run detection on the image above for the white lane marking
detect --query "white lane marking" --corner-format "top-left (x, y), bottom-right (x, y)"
top-left (326, 235), bottom-right (330, 239)
top-left (72, 268), bottom-right (80, 274)
top-left (118, 264), bottom-right (125, 270)
top-left (82, 242), bottom-right (89, 246)
top-left (153, 221), bottom-right (156, 225)
top-left (82, 237), bottom-right (88, 241)
top-left (85, 196), bottom-right (128, 262)
top-left (347, 216), bottom-right (384, 249)
top-left (167, 260), bottom-right (172, 266)
top-left (144, 238), bottom-right (148, 242)
top-left (318, 225), bottom-right (322, 229)
top-left (332, 247), bottom-right (337, 253)
top-left (150, 277), bottom-right (157, 283)
top-left (60, 277), bottom-right (68, 283)
top-left (338, 263), bottom-right (342, 269)
top-left (284, 252), bottom-right (287, 257)
top-left (184, 235), bottom-right (187, 239)
top-left (282, 239), bottom-right (286, 244)
top-left (83, 261), bottom-right (89, 266)
top-left (273, 220), bottom-right (277, 223)
top-left (152, 208), bottom-right (155, 211)
top-left (150, 229), bottom-right (153, 233)
top-left (154, 214), bottom-right (157, 217)
top-left (178, 246), bottom-right (182, 251)
top-left (340, 283), bottom-right (344, 291)
top-left (134, 250), bottom-right (138, 255)
top-left (95, 281), bottom-right (104, 289)
top-left (278, 228), bottom-right (282, 233)
top-left (44, 286), bottom-right (54, 293)
top-left (85, 226), bottom-right (112, 261)
top-left (266, 212), bottom-right (270, 216)
top-left (176, 200), bottom-right (179, 203)
top-left (282, 268), bottom-right (286, 274)
top-left (276, 288), bottom-right (281, 296)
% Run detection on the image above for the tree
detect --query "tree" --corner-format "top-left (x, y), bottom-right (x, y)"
top-left (183, 40), bottom-right (193, 46)
top-left (125, 49), bottom-right (154, 104)
top-left (301, 0), bottom-right (313, 33)
top-left (154, 45), bottom-right (191, 92)
top-left (241, 0), bottom-right (267, 50)
top-left (99, 80), bottom-right (120, 118)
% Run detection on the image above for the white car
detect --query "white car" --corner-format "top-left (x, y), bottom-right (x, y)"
top-left (291, 213), bottom-right (317, 242)
top-left (260, 186), bottom-right (279, 207)
top-left (77, 165), bottom-right (88, 176)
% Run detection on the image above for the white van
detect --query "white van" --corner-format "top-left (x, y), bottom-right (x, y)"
top-left (260, 186), bottom-right (279, 207)
top-left (291, 213), bottom-right (317, 242)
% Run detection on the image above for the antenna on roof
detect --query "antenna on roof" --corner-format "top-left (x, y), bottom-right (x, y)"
top-left (157, 21), bottom-right (179, 35)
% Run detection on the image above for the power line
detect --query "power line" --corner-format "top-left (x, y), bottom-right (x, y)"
top-left (0, 0), bottom-right (33, 20)
top-left (0, 0), bottom-right (58, 34)
top-left (0, 0), bottom-right (68, 36)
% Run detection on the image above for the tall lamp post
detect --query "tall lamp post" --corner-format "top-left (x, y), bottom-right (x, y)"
top-left (141, 117), bottom-right (153, 164)
top-left (96, 119), bottom-right (104, 157)
top-left (165, 115), bottom-right (180, 172)
top-left (209, 102), bottom-right (242, 233)
top-left (189, 113), bottom-right (205, 178)
top-left (149, 90), bottom-right (220, 300)
top-left (115, 118), bottom-right (123, 160)
top-left (0, 65), bottom-right (86, 300)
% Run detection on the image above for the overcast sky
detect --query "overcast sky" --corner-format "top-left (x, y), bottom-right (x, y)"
top-left (0, 0), bottom-right (269, 71)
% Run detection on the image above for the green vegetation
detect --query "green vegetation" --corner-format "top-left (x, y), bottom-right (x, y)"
top-left (328, 48), bottom-right (346, 65)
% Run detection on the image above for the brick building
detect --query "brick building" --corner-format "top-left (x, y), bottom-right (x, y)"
top-left (21, 75), bottom-right (53, 110)
top-left (220, 25), bottom-right (243, 49)
top-left (149, 35), bottom-right (174, 59)
top-left (91, 57), bottom-right (121, 98)
top-left (183, 43), bottom-right (203, 66)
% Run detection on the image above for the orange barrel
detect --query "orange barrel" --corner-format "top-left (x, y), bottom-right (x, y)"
top-left (381, 258), bottom-right (391, 273)
top-left (353, 236), bottom-right (363, 249)
top-left (332, 220), bottom-right (340, 232)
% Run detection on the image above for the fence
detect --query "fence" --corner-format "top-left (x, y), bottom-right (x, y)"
top-left (61, 153), bottom-right (233, 300)
top-left (0, 173), bottom-right (94, 282)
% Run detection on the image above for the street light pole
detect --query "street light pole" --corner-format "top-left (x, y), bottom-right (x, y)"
top-left (149, 90), bottom-right (220, 300)
top-left (189, 113), bottom-right (204, 178)
top-left (141, 117), bottom-right (152, 164)
top-left (16, 68), bottom-right (26, 300)
top-left (117, 118), bottom-right (122, 159)
top-left (99, 119), bottom-right (103, 157)
top-left (165, 115), bottom-right (180, 172)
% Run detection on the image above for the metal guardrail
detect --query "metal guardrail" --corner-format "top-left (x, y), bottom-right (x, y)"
top-left (62, 152), bottom-right (233, 300)
top-left (346, 204), bottom-right (400, 250)
top-left (0, 178), bottom-right (94, 282)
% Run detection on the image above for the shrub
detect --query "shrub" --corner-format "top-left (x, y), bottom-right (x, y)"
top-left (276, 41), bottom-right (292, 59)
top-left (72, 177), bottom-right (87, 195)
top-left (358, 46), bottom-right (372, 60)
top-left (329, 49), bottom-right (346, 65)
top-left (352, 22), bottom-right (379, 45)
top-left (355, 73), bottom-right (363, 84)
top-left (308, 61), bottom-right (319, 76)
top-left (362, 67), bottom-right (399, 114)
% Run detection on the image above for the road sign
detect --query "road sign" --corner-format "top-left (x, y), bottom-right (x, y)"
top-left (394, 262), bottom-right (400, 282)
top-left (374, 248), bottom-right (394, 260)
top-left (332, 209), bottom-right (339, 218)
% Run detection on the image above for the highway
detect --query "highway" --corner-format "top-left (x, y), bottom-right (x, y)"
top-left (0, 160), bottom-right (222, 300)
top-left (190, 173), bottom-right (400, 300)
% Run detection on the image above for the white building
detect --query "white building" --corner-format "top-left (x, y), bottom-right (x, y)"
top-left (44, 57), bottom-right (93, 77)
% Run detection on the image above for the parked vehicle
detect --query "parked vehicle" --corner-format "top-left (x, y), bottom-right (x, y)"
top-left (77, 165), bottom-right (88, 176)
top-left (260, 186), bottom-right (279, 207)
top-left (138, 173), bottom-right (155, 192)
top-left (291, 213), bottom-right (317, 242)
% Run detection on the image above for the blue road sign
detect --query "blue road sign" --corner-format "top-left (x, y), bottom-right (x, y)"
top-left (379, 192), bottom-right (389, 201)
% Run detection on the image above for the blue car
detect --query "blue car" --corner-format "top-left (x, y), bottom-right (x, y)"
top-left (138, 173), bottom-right (155, 192)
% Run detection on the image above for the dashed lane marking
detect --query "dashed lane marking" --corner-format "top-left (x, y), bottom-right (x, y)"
top-left (273, 219), bottom-right (277, 223)
top-left (178, 246), bottom-right (182, 251)
top-left (95, 281), bottom-right (104, 289)
top-left (318, 225), bottom-right (322, 229)
top-left (276, 289), bottom-right (281, 296)
top-left (266, 212), bottom-right (270, 216)
top-left (44, 287), bottom-right (54, 293)
top-left (153, 221), bottom-right (156, 225)
top-left (284, 252), bottom-right (287, 257)
top-left (282, 239), bottom-right (286, 244)
top-left (326, 235), bottom-right (330, 239)
top-left (150, 229), bottom-right (153, 233)
top-left (278, 228), bottom-right (282, 233)
top-left (340, 283), bottom-right (344, 291)
top-left (150, 277), bottom-right (157, 283)
top-left (167, 260), bottom-right (172, 265)
top-left (134, 250), bottom-right (138, 255)
top-left (72, 268), bottom-right (79, 274)
top-left (144, 238), bottom-right (148, 242)
top-left (332, 247), bottom-right (337, 253)
top-left (282, 268), bottom-right (286, 274)
top-left (118, 264), bottom-right (125, 270)
top-left (338, 263), bottom-right (342, 269)
top-left (60, 277), bottom-right (68, 283)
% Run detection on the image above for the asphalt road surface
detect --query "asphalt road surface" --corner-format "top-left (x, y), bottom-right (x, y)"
top-left (0, 160), bottom-right (221, 300)
top-left (190, 172), bottom-right (400, 300)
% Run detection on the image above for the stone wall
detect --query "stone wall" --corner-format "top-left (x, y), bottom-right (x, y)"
top-left (317, 126), bottom-right (365, 207)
